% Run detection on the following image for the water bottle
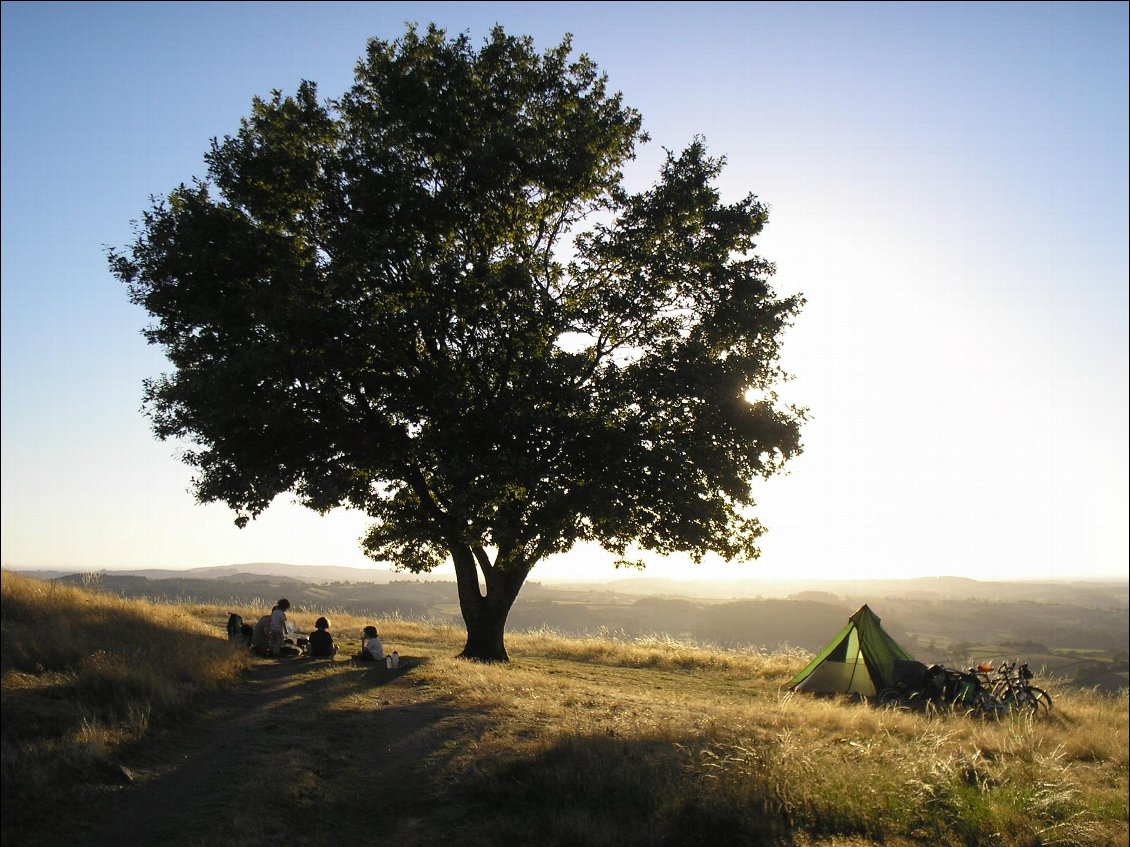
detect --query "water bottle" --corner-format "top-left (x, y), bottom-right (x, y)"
top-left (385, 655), bottom-right (393, 669)
top-left (392, 651), bottom-right (400, 669)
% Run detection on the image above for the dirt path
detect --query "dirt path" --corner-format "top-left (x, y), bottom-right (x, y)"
top-left (26, 654), bottom-right (476, 847)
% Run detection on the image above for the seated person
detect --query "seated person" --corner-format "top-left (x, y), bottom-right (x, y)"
top-left (307, 616), bottom-right (338, 659)
top-left (250, 614), bottom-right (272, 656)
top-left (354, 625), bottom-right (384, 662)
top-left (269, 599), bottom-right (291, 656)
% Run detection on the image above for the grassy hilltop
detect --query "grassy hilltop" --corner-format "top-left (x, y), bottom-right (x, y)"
top-left (23, 566), bottom-right (1129, 693)
top-left (1, 570), bottom-right (1127, 847)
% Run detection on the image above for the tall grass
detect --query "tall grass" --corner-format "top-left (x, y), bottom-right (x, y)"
top-left (395, 647), bottom-right (1127, 846)
top-left (3, 570), bottom-right (1127, 847)
top-left (1, 571), bottom-right (251, 826)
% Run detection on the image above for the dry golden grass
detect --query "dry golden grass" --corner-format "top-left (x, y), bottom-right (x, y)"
top-left (399, 636), bottom-right (1127, 846)
top-left (3, 570), bottom-right (1127, 847)
top-left (1, 572), bottom-right (251, 822)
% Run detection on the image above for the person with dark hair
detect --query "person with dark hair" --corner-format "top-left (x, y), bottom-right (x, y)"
top-left (354, 625), bottom-right (384, 662)
top-left (308, 616), bottom-right (338, 659)
top-left (269, 599), bottom-right (291, 657)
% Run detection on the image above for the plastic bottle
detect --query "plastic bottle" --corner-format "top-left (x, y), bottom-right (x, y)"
top-left (392, 651), bottom-right (400, 669)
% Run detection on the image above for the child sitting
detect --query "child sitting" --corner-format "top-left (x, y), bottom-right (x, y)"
top-left (354, 625), bottom-right (384, 662)
top-left (268, 599), bottom-right (291, 656)
top-left (307, 616), bottom-right (338, 659)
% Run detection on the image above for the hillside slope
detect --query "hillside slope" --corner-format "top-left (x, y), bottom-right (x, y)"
top-left (25, 567), bottom-right (1129, 692)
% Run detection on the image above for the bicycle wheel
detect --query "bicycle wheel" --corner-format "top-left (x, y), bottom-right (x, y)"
top-left (1026, 686), bottom-right (1052, 714)
top-left (878, 688), bottom-right (907, 709)
top-left (1011, 685), bottom-right (1052, 716)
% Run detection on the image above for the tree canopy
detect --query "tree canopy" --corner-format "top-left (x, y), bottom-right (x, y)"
top-left (109, 24), bottom-right (806, 660)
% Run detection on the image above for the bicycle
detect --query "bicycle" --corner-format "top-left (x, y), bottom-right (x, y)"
top-left (991, 660), bottom-right (1052, 716)
top-left (877, 663), bottom-right (1006, 718)
top-left (948, 666), bottom-right (1008, 718)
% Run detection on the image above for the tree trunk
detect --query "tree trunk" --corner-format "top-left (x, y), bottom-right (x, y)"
top-left (450, 544), bottom-right (529, 662)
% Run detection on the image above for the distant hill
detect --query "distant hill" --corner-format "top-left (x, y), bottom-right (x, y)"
top-left (559, 574), bottom-right (1129, 609)
top-left (9, 563), bottom-right (1125, 610)
top-left (7, 562), bottom-right (400, 585)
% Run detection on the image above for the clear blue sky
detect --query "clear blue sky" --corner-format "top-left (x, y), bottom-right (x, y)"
top-left (2, 1), bottom-right (1127, 583)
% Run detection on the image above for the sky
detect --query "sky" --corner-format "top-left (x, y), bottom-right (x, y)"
top-left (2, 1), bottom-right (1127, 585)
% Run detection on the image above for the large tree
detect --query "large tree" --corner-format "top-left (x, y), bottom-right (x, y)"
top-left (109, 24), bottom-right (806, 661)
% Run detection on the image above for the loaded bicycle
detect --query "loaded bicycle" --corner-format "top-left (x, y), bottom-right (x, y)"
top-left (879, 659), bottom-right (1053, 719)
top-left (878, 661), bottom-right (1007, 718)
top-left (989, 660), bottom-right (1053, 715)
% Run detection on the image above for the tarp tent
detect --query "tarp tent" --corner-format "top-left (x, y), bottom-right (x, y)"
top-left (788, 604), bottom-right (916, 697)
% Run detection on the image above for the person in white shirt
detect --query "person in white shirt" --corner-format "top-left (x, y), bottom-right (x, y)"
top-left (356, 625), bottom-right (384, 662)
top-left (268, 599), bottom-right (290, 656)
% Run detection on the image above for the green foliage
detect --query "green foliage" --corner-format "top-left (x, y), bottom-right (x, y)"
top-left (108, 23), bottom-right (806, 659)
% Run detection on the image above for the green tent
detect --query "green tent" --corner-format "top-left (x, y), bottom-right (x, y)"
top-left (787, 604), bottom-right (916, 697)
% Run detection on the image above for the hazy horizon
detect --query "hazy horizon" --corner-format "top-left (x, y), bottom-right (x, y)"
top-left (2, 3), bottom-right (1127, 584)
top-left (6, 558), bottom-right (1127, 588)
